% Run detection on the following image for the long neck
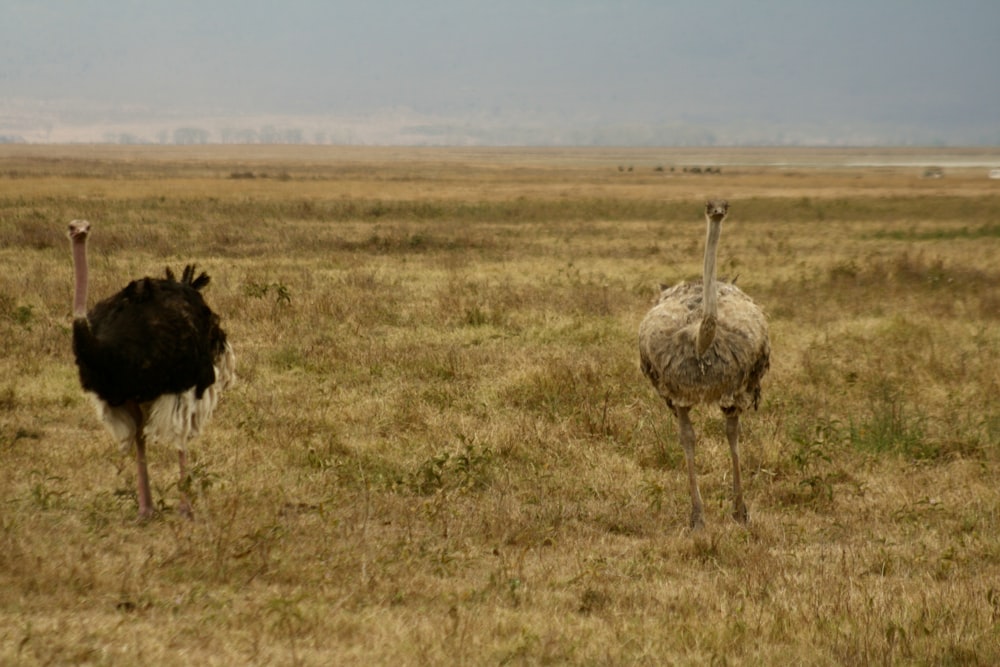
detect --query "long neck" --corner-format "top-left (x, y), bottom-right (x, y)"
top-left (702, 217), bottom-right (721, 318)
top-left (695, 217), bottom-right (721, 356)
top-left (72, 236), bottom-right (89, 319)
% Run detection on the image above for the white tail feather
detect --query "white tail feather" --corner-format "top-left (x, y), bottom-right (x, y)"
top-left (146, 342), bottom-right (236, 451)
top-left (90, 342), bottom-right (236, 453)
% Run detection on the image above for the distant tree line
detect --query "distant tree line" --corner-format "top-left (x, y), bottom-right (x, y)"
top-left (88, 126), bottom-right (319, 145)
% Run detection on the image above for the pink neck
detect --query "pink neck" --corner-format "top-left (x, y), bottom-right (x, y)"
top-left (72, 236), bottom-right (89, 318)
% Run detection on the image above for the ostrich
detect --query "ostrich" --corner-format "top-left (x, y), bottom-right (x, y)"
top-left (68, 219), bottom-right (235, 520)
top-left (638, 199), bottom-right (769, 529)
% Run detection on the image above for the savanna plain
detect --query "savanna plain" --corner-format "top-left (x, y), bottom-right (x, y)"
top-left (1, 145), bottom-right (1000, 665)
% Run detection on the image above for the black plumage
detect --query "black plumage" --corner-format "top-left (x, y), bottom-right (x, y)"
top-left (73, 266), bottom-right (228, 406)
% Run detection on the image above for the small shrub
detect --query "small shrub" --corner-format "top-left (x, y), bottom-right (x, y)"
top-left (12, 305), bottom-right (33, 327)
top-left (244, 280), bottom-right (292, 304)
top-left (403, 442), bottom-right (494, 495)
top-left (849, 383), bottom-right (931, 459)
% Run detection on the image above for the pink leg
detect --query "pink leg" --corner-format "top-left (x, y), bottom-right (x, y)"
top-left (135, 436), bottom-right (155, 520)
top-left (128, 404), bottom-right (155, 521)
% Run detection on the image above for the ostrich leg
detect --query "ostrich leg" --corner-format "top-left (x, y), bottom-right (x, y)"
top-left (726, 413), bottom-right (749, 523)
top-left (677, 407), bottom-right (705, 530)
top-left (134, 434), bottom-right (155, 520)
top-left (125, 408), bottom-right (153, 521)
top-left (124, 401), bottom-right (155, 521)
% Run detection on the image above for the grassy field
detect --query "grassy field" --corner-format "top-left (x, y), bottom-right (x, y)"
top-left (1, 145), bottom-right (999, 665)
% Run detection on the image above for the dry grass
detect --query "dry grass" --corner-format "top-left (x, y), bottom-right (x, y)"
top-left (1, 145), bottom-right (1000, 665)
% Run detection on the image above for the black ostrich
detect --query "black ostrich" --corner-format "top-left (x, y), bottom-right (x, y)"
top-left (68, 219), bottom-right (236, 520)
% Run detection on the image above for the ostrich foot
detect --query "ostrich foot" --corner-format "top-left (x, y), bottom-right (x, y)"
top-left (690, 508), bottom-right (705, 531)
top-left (733, 502), bottom-right (749, 524)
top-left (135, 476), bottom-right (155, 523)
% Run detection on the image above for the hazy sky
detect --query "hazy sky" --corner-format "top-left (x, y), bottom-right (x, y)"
top-left (2, 1), bottom-right (999, 144)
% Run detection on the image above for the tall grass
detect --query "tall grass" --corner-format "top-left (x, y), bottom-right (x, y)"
top-left (1, 146), bottom-right (999, 665)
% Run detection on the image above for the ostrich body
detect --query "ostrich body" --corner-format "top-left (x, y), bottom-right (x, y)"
top-left (638, 200), bottom-right (769, 529)
top-left (69, 219), bottom-right (235, 520)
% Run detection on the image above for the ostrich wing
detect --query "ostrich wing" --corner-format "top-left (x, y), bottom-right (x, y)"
top-left (74, 277), bottom-right (222, 406)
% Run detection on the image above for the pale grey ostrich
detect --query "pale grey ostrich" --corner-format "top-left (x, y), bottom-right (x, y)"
top-left (638, 200), bottom-right (770, 529)
top-left (69, 219), bottom-right (236, 520)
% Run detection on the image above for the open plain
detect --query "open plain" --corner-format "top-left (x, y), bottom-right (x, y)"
top-left (1, 145), bottom-right (999, 665)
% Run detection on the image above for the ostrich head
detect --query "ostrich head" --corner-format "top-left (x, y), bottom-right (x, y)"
top-left (68, 219), bottom-right (92, 242)
top-left (705, 199), bottom-right (729, 223)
